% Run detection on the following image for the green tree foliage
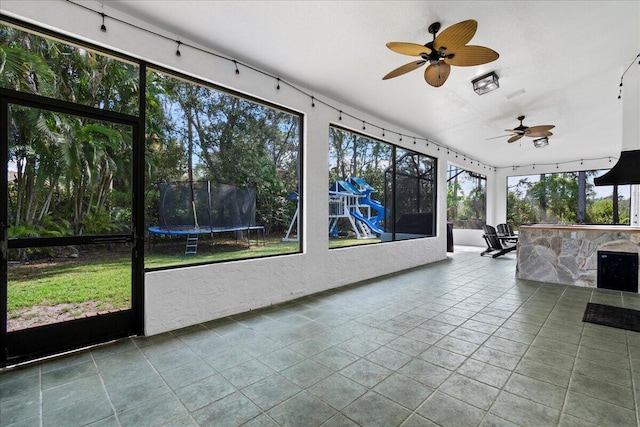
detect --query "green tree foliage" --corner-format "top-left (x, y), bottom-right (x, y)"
top-left (3, 25), bottom-right (137, 240)
top-left (447, 166), bottom-right (486, 229)
top-left (2, 23), bottom-right (300, 248)
top-left (507, 172), bottom-right (630, 226)
top-left (144, 72), bottom-right (300, 234)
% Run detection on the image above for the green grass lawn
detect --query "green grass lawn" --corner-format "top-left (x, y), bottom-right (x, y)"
top-left (7, 235), bottom-right (377, 321)
top-left (8, 254), bottom-right (132, 312)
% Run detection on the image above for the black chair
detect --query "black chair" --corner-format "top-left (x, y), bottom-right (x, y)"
top-left (481, 224), bottom-right (517, 258)
top-left (496, 223), bottom-right (518, 244)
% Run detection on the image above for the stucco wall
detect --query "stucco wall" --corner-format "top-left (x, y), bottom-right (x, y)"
top-left (2, 0), bottom-right (496, 336)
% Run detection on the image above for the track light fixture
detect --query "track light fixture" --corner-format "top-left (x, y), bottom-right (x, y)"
top-left (100, 13), bottom-right (107, 32)
top-left (175, 41), bottom-right (182, 57)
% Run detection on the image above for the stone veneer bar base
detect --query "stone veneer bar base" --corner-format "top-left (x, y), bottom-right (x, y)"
top-left (516, 224), bottom-right (640, 289)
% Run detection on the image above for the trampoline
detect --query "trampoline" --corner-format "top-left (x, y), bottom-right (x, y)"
top-left (148, 181), bottom-right (265, 253)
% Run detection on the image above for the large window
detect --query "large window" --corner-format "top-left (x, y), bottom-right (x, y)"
top-left (1, 22), bottom-right (302, 271)
top-left (328, 126), bottom-right (436, 247)
top-left (507, 170), bottom-right (631, 226)
top-left (144, 70), bottom-right (302, 268)
top-left (447, 165), bottom-right (486, 229)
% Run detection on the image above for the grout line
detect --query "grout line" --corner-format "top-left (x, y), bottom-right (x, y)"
top-left (38, 364), bottom-right (43, 427)
top-left (93, 343), bottom-right (123, 427)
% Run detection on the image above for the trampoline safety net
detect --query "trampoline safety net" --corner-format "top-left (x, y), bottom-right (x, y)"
top-left (156, 182), bottom-right (258, 233)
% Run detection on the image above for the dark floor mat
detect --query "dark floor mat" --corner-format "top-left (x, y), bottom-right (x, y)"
top-left (583, 302), bottom-right (640, 332)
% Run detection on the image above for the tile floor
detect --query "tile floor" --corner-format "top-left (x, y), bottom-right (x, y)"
top-left (2, 247), bottom-right (640, 426)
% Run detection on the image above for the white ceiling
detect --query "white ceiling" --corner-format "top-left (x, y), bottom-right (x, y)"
top-left (106, 0), bottom-right (640, 169)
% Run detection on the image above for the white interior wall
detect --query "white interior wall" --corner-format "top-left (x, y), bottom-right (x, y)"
top-left (1, 1), bottom-right (499, 335)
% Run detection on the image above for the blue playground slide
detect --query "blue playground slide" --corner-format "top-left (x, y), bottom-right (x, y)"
top-left (356, 197), bottom-right (385, 232)
top-left (350, 210), bottom-right (383, 235)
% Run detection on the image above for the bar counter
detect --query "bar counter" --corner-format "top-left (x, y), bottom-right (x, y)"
top-left (516, 224), bottom-right (640, 289)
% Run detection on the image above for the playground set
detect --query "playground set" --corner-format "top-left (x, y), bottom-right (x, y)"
top-left (282, 177), bottom-right (386, 242)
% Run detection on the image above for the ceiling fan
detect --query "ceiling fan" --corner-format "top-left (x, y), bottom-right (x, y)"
top-left (489, 116), bottom-right (556, 143)
top-left (383, 19), bottom-right (499, 87)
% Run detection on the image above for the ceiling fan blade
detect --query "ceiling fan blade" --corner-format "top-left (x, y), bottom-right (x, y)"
top-left (526, 131), bottom-right (553, 138)
top-left (504, 129), bottom-right (520, 133)
top-left (383, 60), bottom-right (426, 80)
top-left (485, 134), bottom-right (514, 141)
top-left (508, 134), bottom-right (524, 143)
top-left (386, 42), bottom-right (432, 56)
top-left (444, 45), bottom-right (499, 66)
top-left (527, 125), bottom-right (555, 133)
top-left (424, 61), bottom-right (451, 87)
top-left (433, 19), bottom-right (477, 53)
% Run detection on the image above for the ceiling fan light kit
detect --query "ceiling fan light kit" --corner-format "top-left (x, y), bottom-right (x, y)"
top-left (472, 71), bottom-right (499, 95)
top-left (383, 19), bottom-right (499, 87)
top-left (533, 137), bottom-right (549, 148)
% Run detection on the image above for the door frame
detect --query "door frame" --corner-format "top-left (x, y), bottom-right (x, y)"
top-left (1, 88), bottom-right (145, 366)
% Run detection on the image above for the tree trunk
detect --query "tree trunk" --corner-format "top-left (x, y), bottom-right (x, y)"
top-left (577, 171), bottom-right (586, 223)
top-left (613, 184), bottom-right (620, 224)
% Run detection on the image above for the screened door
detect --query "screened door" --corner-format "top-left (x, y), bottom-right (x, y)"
top-left (1, 91), bottom-right (143, 366)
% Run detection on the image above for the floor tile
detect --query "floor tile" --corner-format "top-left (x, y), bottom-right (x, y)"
top-left (339, 358), bottom-right (392, 388)
top-left (417, 391), bottom-right (486, 427)
top-left (287, 337), bottom-right (333, 357)
top-left (434, 336), bottom-right (480, 356)
top-left (337, 336), bottom-right (381, 357)
top-left (342, 391), bottom-right (411, 427)
top-left (515, 356), bottom-right (572, 388)
top-left (174, 373), bottom-right (236, 412)
top-left (220, 359), bottom-right (275, 389)
top-left (307, 373), bottom-right (367, 410)
top-left (1, 393), bottom-right (40, 426)
top-left (470, 345), bottom-right (521, 371)
top-left (397, 359), bottom-right (451, 388)
top-left (489, 391), bottom-right (561, 427)
top-left (312, 347), bottom-right (359, 371)
top-left (418, 346), bottom-right (467, 370)
top-left (267, 391), bottom-right (336, 426)
top-left (384, 336), bottom-right (430, 357)
top-left (572, 357), bottom-right (632, 388)
top-left (569, 373), bottom-right (635, 410)
top-left (42, 374), bottom-right (106, 412)
top-left (456, 359), bottom-right (511, 389)
top-left (448, 326), bottom-right (490, 345)
top-left (192, 391), bottom-right (261, 427)
top-left (241, 374), bottom-right (301, 411)
top-left (111, 393), bottom-right (187, 427)
top-left (521, 345), bottom-right (575, 371)
top-left (41, 360), bottom-right (98, 391)
top-left (577, 346), bottom-right (630, 370)
top-left (320, 413), bottom-right (361, 427)
top-left (439, 373), bottom-right (500, 410)
top-left (564, 390), bottom-right (637, 427)
top-left (160, 358), bottom-right (218, 390)
top-left (364, 347), bottom-right (412, 371)
top-left (280, 359), bottom-right (333, 388)
top-left (203, 346), bottom-right (253, 372)
top-left (483, 336), bottom-right (529, 357)
top-left (372, 373), bottom-right (433, 410)
top-left (504, 372), bottom-right (567, 409)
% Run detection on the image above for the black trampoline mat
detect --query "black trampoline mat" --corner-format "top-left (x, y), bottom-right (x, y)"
top-left (583, 303), bottom-right (640, 332)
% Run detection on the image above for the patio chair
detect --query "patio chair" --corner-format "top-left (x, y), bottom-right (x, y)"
top-left (481, 224), bottom-right (517, 258)
top-left (496, 223), bottom-right (518, 244)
